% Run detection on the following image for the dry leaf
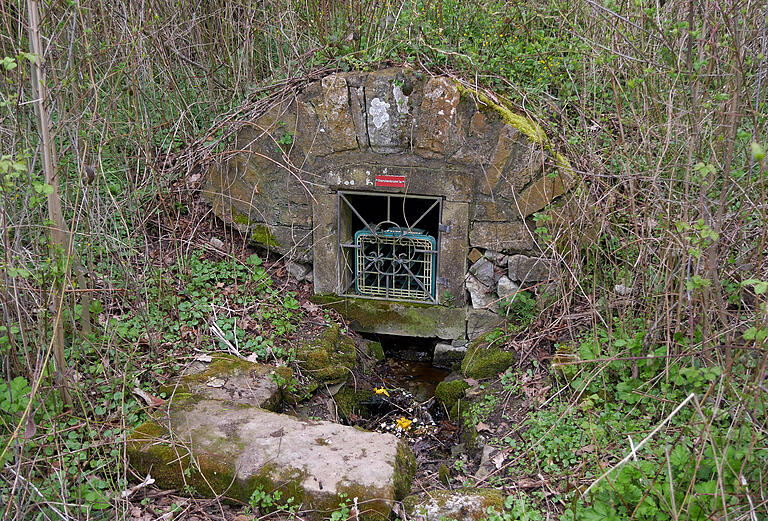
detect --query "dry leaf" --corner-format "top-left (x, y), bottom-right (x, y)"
top-left (325, 382), bottom-right (344, 396)
top-left (132, 388), bottom-right (165, 408)
top-left (492, 452), bottom-right (505, 469)
top-left (475, 422), bottom-right (492, 433)
top-left (301, 301), bottom-right (320, 313)
top-left (24, 415), bottom-right (36, 439)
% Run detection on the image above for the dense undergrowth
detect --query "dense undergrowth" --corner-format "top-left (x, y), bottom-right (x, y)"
top-left (1, 0), bottom-right (767, 519)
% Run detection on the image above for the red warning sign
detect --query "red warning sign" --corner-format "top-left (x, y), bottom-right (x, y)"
top-left (375, 174), bottom-right (406, 187)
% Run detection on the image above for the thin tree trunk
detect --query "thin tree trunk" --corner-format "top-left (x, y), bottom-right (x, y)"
top-left (27, 0), bottom-right (72, 408)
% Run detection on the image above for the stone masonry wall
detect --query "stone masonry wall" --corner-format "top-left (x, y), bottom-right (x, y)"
top-left (205, 68), bottom-right (574, 338)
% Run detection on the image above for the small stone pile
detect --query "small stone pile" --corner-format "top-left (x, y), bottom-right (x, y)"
top-left (464, 249), bottom-right (554, 310)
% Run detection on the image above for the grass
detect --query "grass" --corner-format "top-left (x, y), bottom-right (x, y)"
top-left (1, 0), bottom-right (767, 519)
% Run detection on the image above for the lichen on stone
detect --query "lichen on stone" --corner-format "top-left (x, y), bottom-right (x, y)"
top-left (403, 488), bottom-right (504, 521)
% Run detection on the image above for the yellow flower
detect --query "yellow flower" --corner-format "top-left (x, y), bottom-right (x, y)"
top-left (374, 387), bottom-right (390, 397)
top-left (396, 417), bottom-right (412, 430)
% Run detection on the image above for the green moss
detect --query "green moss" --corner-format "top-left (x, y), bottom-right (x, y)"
top-left (250, 224), bottom-right (281, 248)
top-left (296, 324), bottom-right (356, 384)
top-left (310, 295), bottom-right (465, 338)
top-left (365, 341), bottom-right (385, 362)
top-left (232, 209), bottom-right (252, 226)
top-left (435, 380), bottom-right (469, 420)
top-left (394, 442), bottom-right (417, 500)
top-left (438, 464), bottom-right (451, 487)
top-left (460, 333), bottom-right (517, 379)
top-left (456, 85), bottom-right (546, 144)
top-left (334, 388), bottom-right (374, 419)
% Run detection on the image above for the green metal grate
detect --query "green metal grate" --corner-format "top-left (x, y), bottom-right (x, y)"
top-left (354, 228), bottom-right (437, 301)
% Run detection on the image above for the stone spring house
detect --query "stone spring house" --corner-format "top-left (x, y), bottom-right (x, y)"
top-left (205, 68), bottom-right (576, 340)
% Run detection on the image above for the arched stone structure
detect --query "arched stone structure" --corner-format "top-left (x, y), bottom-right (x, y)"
top-left (205, 68), bottom-right (575, 339)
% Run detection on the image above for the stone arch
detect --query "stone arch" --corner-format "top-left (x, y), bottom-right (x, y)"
top-left (205, 68), bottom-right (576, 339)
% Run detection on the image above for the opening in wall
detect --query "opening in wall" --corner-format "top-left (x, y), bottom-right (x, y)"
top-left (337, 192), bottom-right (441, 303)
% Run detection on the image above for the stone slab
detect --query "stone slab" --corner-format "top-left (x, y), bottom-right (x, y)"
top-left (311, 295), bottom-right (466, 340)
top-left (466, 309), bottom-right (506, 340)
top-left (128, 399), bottom-right (415, 520)
top-left (439, 201), bottom-right (469, 306)
top-left (312, 193), bottom-right (339, 294)
top-left (433, 343), bottom-right (468, 369)
top-left (161, 355), bottom-right (287, 410)
top-left (469, 221), bottom-right (534, 252)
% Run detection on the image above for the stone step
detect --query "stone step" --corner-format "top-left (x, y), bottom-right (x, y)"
top-left (128, 397), bottom-right (415, 520)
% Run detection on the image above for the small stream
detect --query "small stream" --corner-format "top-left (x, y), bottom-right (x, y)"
top-left (371, 334), bottom-right (450, 402)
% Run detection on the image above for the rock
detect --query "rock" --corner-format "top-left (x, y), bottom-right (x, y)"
top-left (461, 333), bottom-right (517, 379)
top-left (365, 70), bottom-right (411, 153)
top-left (160, 354), bottom-right (289, 410)
top-left (128, 399), bottom-right (416, 520)
top-left (466, 309), bottom-right (506, 340)
top-left (518, 169), bottom-right (576, 217)
top-left (285, 260), bottom-right (311, 281)
top-left (434, 378), bottom-right (469, 419)
top-left (469, 221), bottom-right (534, 251)
top-left (295, 325), bottom-right (356, 384)
top-left (465, 274), bottom-right (495, 310)
top-left (483, 250), bottom-right (507, 265)
top-left (496, 276), bottom-right (519, 301)
top-left (469, 258), bottom-right (495, 287)
top-left (414, 77), bottom-right (460, 157)
top-left (432, 342), bottom-right (467, 369)
top-left (507, 255), bottom-right (553, 283)
top-left (475, 444), bottom-right (502, 480)
top-left (318, 75), bottom-right (358, 153)
top-left (403, 488), bottom-right (504, 521)
top-left (208, 237), bottom-right (225, 250)
top-left (467, 248), bottom-right (483, 264)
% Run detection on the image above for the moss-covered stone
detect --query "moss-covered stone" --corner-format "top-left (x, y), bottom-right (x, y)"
top-left (438, 464), bottom-right (451, 487)
top-left (159, 354), bottom-right (287, 411)
top-left (365, 341), bottom-right (385, 362)
top-left (310, 295), bottom-right (465, 339)
top-left (250, 224), bottom-right (281, 248)
top-left (393, 442), bottom-right (417, 500)
top-left (403, 488), bottom-right (504, 521)
top-left (435, 379), bottom-right (469, 420)
top-left (295, 324), bottom-right (356, 384)
top-left (128, 399), bottom-right (409, 520)
top-left (333, 388), bottom-right (374, 419)
top-left (460, 333), bottom-right (517, 379)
